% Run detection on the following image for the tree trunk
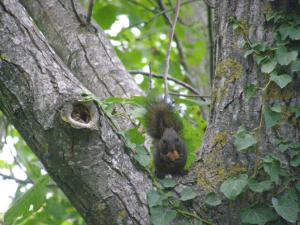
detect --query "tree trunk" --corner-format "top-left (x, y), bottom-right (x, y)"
top-left (194, 0), bottom-right (300, 224)
top-left (0, 0), bottom-right (150, 224)
top-left (1, 0), bottom-right (299, 225)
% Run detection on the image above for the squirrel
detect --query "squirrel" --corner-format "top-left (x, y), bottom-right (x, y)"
top-left (145, 99), bottom-right (187, 178)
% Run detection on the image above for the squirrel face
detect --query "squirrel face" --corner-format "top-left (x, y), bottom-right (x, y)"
top-left (159, 128), bottom-right (183, 162)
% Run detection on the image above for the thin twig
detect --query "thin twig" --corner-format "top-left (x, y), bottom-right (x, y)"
top-left (169, 92), bottom-right (210, 98)
top-left (0, 172), bottom-right (32, 184)
top-left (126, 0), bottom-right (157, 13)
top-left (148, 64), bottom-right (153, 90)
top-left (157, 0), bottom-right (192, 80)
top-left (163, 0), bottom-right (181, 101)
top-left (86, 0), bottom-right (95, 24)
top-left (129, 70), bottom-right (206, 101)
top-left (118, 0), bottom-right (200, 36)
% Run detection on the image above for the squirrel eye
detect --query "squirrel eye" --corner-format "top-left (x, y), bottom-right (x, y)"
top-left (175, 138), bottom-right (180, 143)
top-left (162, 139), bottom-right (167, 145)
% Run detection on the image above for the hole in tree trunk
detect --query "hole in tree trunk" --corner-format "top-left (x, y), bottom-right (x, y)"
top-left (71, 103), bottom-right (91, 123)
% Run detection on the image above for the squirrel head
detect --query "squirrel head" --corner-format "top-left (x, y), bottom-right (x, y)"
top-left (159, 128), bottom-right (183, 161)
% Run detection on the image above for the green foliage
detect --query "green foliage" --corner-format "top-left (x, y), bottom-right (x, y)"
top-left (241, 205), bottom-right (277, 225)
top-left (219, 8), bottom-right (300, 225)
top-left (4, 176), bottom-right (49, 225)
top-left (245, 84), bottom-right (258, 101)
top-left (0, 125), bottom-right (86, 225)
top-left (248, 179), bottom-right (272, 193)
top-left (263, 106), bottom-right (281, 128)
top-left (272, 192), bottom-right (300, 223)
top-left (270, 73), bottom-right (292, 88)
top-left (179, 187), bottom-right (197, 201)
top-left (150, 207), bottom-right (177, 225)
top-left (220, 174), bottom-right (248, 200)
top-left (204, 192), bottom-right (222, 206)
top-left (233, 127), bottom-right (257, 151)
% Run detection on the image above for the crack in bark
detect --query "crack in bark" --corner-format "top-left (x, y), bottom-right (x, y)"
top-left (77, 37), bottom-right (113, 97)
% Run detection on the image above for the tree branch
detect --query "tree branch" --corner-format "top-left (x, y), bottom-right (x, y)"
top-left (163, 0), bottom-right (181, 101)
top-left (157, 0), bottom-right (192, 81)
top-left (129, 70), bottom-right (206, 101)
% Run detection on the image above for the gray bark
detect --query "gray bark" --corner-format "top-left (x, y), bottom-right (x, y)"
top-left (0, 0), bottom-right (150, 224)
top-left (194, 0), bottom-right (300, 224)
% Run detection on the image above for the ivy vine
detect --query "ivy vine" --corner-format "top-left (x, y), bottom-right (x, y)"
top-left (204, 9), bottom-right (300, 225)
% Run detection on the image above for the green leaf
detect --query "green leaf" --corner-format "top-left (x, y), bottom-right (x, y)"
top-left (248, 178), bottom-right (272, 193)
top-left (245, 84), bottom-right (258, 101)
top-left (124, 128), bottom-right (145, 145)
top-left (220, 174), bottom-right (248, 200)
top-left (278, 24), bottom-right (292, 40)
top-left (241, 205), bottom-right (278, 225)
top-left (270, 74), bottom-right (292, 89)
top-left (263, 156), bottom-right (280, 184)
top-left (272, 195), bottom-right (300, 223)
top-left (289, 26), bottom-right (300, 40)
top-left (150, 207), bottom-right (177, 225)
top-left (290, 105), bottom-right (300, 118)
top-left (160, 178), bottom-right (176, 189)
top-left (290, 60), bottom-right (300, 72)
top-left (276, 46), bottom-right (298, 66)
top-left (290, 153), bottom-right (300, 167)
top-left (93, 4), bottom-right (119, 29)
top-left (134, 152), bottom-right (151, 168)
top-left (0, 159), bottom-right (11, 169)
top-left (233, 127), bottom-right (257, 151)
top-left (270, 103), bottom-right (281, 113)
top-left (147, 190), bottom-right (163, 207)
top-left (244, 49), bottom-right (254, 58)
top-left (205, 192), bottom-right (222, 206)
top-left (263, 106), bottom-right (281, 128)
top-left (261, 58), bottom-right (277, 73)
top-left (180, 187), bottom-right (197, 201)
top-left (4, 175), bottom-right (50, 225)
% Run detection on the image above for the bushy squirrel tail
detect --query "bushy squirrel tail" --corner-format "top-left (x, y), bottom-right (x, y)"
top-left (145, 98), bottom-right (183, 140)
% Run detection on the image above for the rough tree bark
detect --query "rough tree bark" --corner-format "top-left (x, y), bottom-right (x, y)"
top-left (194, 0), bottom-right (300, 224)
top-left (0, 0), bottom-right (299, 225)
top-left (0, 0), bottom-right (150, 224)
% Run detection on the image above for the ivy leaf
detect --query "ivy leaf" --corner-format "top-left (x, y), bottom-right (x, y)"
top-left (147, 190), bottom-right (163, 207)
top-left (289, 26), bottom-right (300, 40)
top-left (270, 73), bottom-right (292, 89)
top-left (160, 178), bottom-right (176, 189)
top-left (276, 46), bottom-right (298, 66)
top-left (263, 106), bottom-right (281, 128)
top-left (241, 205), bottom-right (278, 225)
top-left (245, 84), bottom-right (258, 101)
top-left (244, 49), bottom-right (254, 58)
top-left (290, 60), bottom-right (300, 72)
top-left (134, 146), bottom-right (150, 168)
top-left (220, 174), bottom-right (248, 200)
top-left (278, 24), bottom-right (291, 40)
top-left (205, 192), bottom-right (222, 206)
top-left (124, 128), bottom-right (145, 145)
top-left (272, 194), bottom-right (300, 223)
top-left (233, 127), bottom-right (257, 151)
top-left (270, 104), bottom-right (281, 113)
top-left (248, 178), bottom-right (272, 193)
top-left (290, 105), bottom-right (300, 118)
top-left (290, 153), bottom-right (300, 167)
top-left (263, 156), bottom-right (280, 184)
top-left (150, 207), bottom-right (177, 225)
top-left (4, 175), bottom-right (50, 225)
top-left (180, 187), bottom-right (197, 201)
top-left (261, 58), bottom-right (277, 73)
